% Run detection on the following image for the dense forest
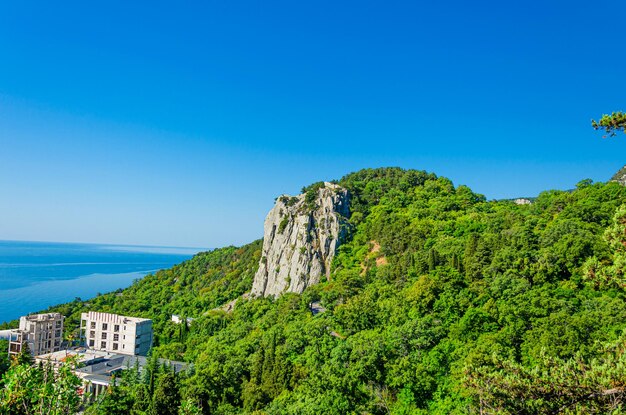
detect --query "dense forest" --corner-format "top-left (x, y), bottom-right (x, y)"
top-left (3, 167), bottom-right (626, 414)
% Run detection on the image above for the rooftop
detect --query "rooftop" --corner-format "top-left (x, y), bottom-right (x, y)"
top-left (22, 313), bottom-right (63, 322)
top-left (36, 348), bottom-right (188, 386)
top-left (36, 348), bottom-right (116, 365)
top-left (81, 311), bottom-right (151, 324)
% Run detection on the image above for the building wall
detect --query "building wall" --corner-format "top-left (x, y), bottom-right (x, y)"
top-left (134, 320), bottom-right (153, 355)
top-left (8, 313), bottom-right (64, 356)
top-left (80, 311), bottom-right (152, 356)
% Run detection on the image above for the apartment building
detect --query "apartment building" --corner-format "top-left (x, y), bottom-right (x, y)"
top-left (8, 313), bottom-right (64, 356)
top-left (80, 311), bottom-right (153, 356)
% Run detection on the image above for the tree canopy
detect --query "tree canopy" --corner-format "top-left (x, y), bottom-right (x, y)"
top-left (3, 167), bottom-right (626, 414)
top-left (592, 111), bottom-right (626, 137)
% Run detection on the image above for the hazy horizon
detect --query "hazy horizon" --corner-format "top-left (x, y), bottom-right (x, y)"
top-left (0, 238), bottom-right (209, 252)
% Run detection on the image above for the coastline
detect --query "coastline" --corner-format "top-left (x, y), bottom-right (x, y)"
top-left (0, 240), bottom-right (201, 324)
top-left (0, 269), bottom-right (155, 323)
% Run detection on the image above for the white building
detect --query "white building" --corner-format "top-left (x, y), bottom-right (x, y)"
top-left (514, 198), bottom-right (532, 205)
top-left (80, 311), bottom-right (153, 356)
top-left (8, 313), bottom-right (64, 357)
top-left (171, 314), bottom-right (194, 325)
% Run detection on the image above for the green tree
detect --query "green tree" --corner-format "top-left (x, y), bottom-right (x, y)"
top-left (0, 359), bottom-right (82, 415)
top-left (15, 343), bottom-right (34, 366)
top-left (0, 340), bottom-right (11, 377)
top-left (584, 204), bottom-right (626, 288)
top-left (24, 168), bottom-right (626, 414)
top-left (178, 398), bottom-right (202, 415)
top-left (86, 378), bottom-right (134, 415)
top-left (464, 334), bottom-right (626, 414)
top-left (152, 372), bottom-right (181, 415)
top-left (592, 111), bottom-right (626, 137)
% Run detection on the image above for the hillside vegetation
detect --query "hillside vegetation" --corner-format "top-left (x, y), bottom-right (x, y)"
top-left (4, 167), bottom-right (626, 414)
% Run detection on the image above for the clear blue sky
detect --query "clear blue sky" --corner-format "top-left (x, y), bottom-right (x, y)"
top-left (1, 1), bottom-right (625, 248)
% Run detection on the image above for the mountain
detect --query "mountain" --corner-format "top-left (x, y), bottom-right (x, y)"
top-left (251, 182), bottom-right (350, 297)
top-left (612, 165), bottom-right (626, 185)
top-left (5, 167), bottom-right (626, 414)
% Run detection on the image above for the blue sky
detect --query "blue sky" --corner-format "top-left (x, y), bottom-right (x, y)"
top-left (1, 1), bottom-right (625, 247)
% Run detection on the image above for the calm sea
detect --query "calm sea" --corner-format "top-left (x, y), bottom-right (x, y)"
top-left (0, 240), bottom-right (202, 323)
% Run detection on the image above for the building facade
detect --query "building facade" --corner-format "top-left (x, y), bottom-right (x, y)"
top-left (80, 311), bottom-right (153, 356)
top-left (8, 313), bottom-right (64, 357)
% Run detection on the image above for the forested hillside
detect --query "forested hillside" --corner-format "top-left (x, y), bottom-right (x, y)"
top-left (4, 167), bottom-right (626, 414)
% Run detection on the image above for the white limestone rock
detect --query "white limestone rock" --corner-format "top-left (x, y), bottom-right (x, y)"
top-left (612, 165), bottom-right (626, 186)
top-left (251, 182), bottom-right (350, 297)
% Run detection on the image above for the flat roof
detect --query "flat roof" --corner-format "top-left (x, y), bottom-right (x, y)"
top-left (36, 348), bottom-right (188, 382)
top-left (36, 348), bottom-right (118, 365)
top-left (82, 373), bottom-right (114, 386)
top-left (21, 313), bottom-right (63, 322)
top-left (80, 311), bottom-right (151, 324)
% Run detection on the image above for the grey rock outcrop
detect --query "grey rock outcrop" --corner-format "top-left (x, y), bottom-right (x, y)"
top-left (251, 182), bottom-right (350, 297)
top-left (612, 165), bottom-right (626, 185)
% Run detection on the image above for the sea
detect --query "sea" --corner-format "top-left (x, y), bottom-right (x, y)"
top-left (0, 240), bottom-right (202, 323)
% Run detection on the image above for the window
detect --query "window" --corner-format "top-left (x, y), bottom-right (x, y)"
top-left (102, 323), bottom-right (108, 330)
top-left (90, 322), bottom-right (96, 329)
top-left (56, 320), bottom-right (62, 328)
top-left (55, 330), bottom-right (61, 338)
top-left (90, 331), bottom-right (95, 338)
top-left (81, 320), bottom-right (87, 327)
top-left (89, 339), bottom-right (94, 347)
top-left (114, 325), bottom-right (120, 332)
top-left (101, 341), bottom-right (106, 349)
top-left (112, 343), bottom-right (118, 350)
top-left (102, 332), bottom-right (107, 339)
top-left (113, 334), bottom-right (119, 341)
top-left (122, 344), bottom-right (125, 349)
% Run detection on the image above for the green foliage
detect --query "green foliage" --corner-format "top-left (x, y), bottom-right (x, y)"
top-left (86, 379), bottom-right (134, 415)
top-left (279, 195), bottom-right (299, 207)
top-left (153, 372), bottom-right (181, 415)
top-left (43, 240), bottom-right (262, 357)
top-left (178, 398), bottom-right (203, 415)
top-left (592, 111), bottom-right (626, 137)
top-left (465, 333), bottom-right (626, 414)
top-left (301, 181), bottom-right (326, 210)
top-left (15, 168), bottom-right (626, 414)
top-left (15, 343), bottom-right (34, 367)
top-left (278, 215), bottom-right (290, 234)
top-left (84, 359), bottom-right (187, 415)
top-left (0, 359), bottom-right (82, 414)
top-left (0, 340), bottom-right (9, 377)
top-left (301, 181), bottom-right (326, 196)
top-left (584, 204), bottom-right (626, 289)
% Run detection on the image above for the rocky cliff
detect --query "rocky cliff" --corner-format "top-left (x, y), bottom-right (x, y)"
top-left (612, 165), bottom-right (626, 185)
top-left (251, 182), bottom-right (350, 297)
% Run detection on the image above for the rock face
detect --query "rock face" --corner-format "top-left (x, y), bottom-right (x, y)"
top-left (612, 165), bottom-right (626, 185)
top-left (251, 182), bottom-right (350, 297)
